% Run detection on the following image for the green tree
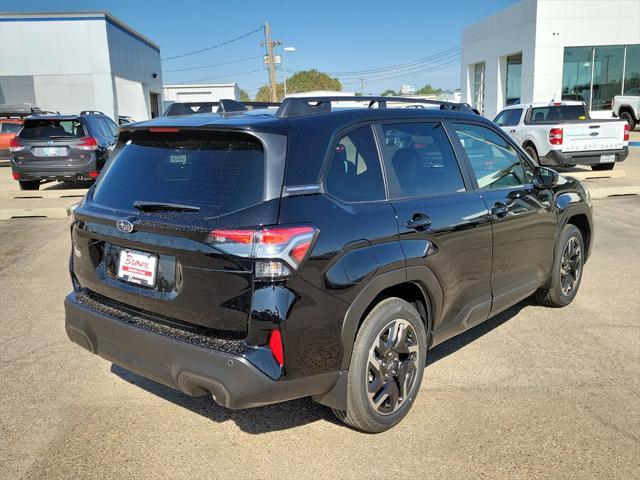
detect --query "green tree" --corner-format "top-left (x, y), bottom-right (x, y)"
top-left (286, 69), bottom-right (342, 94)
top-left (254, 83), bottom-right (284, 102)
top-left (239, 88), bottom-right (251, 102)
top-left (416, 84), bottom-right (442, 95)
top-left (381, 89), bottom-right (397, 96)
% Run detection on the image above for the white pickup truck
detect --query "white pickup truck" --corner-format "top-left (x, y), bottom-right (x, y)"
top-left (494, 101), bottom-right (629, 171)
top-left (612, 88), bottom-right (640, 131)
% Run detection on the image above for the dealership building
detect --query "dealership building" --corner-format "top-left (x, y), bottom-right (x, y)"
top-left (461, 0), bottom-right (640, 119)
top-left (162, 83), bottom-right (240, 111)
top-left (0, 12), bottom-right (163, 122)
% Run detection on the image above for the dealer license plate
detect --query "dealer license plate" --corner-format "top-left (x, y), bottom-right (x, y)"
top-left (42, 147), bottom-right (60, 156)
top-left (117, 248), bottom-right (158, 287)
top-left (599, 154), bottom-right (615, 163)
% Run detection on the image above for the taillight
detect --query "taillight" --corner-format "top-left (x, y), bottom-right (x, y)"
top-left (623, 123), bottom-right (630, 142)
top-left (77, 137), bottom-right (98, 151)
top-left (87, 171), bottom-right (100, 178)
top-left (268, 329), bottom-right (284, 366)
top-left (9, 138), bottom-right (25, 152)
top-left (12, 172), bottom-right (20, 180)
top-left (208, 224), bottom-right (319, 279)
top-left (549, 128), bottom-right (563, 145)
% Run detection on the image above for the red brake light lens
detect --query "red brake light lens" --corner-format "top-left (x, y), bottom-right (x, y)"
top-left (268, 329), bottom-right (284, 367)
top-left (77, 137), bottom-right (98, 151)
top-left (207, 225), bottom-right (319, 279)
top-left (12, 172), bottom-right (20, 180)
top-left (149, 127), bottom-right (180, 133)
top-left (9, 138), bottom-right (25, 152)
top-left (87, 171), bottom-right (100, 179)
top-left (549, 128), bottom-right (563, 145)
top-left (623, 123), bottom-right (630, 142)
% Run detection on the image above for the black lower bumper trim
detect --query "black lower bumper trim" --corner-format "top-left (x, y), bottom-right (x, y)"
top-left (64, 292), bottom-right (337, 409)
top-left (540, 147), bottom-right (629, 166)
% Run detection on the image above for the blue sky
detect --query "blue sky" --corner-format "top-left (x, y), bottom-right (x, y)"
top-left (1, 0), bottom-right (519, 94)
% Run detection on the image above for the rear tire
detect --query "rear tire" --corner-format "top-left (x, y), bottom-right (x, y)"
top-left (620, 111), bottom-right (636, 131)
top-left (524, 145), bottom-right (539, 163)
top-left (535, 224), bottom-right (584, 307)
top-left (333, 297), bottom-right (427, 433)
top-left (19, 180), bottom-right (40, 191)
top-left (591, 163), bottom-right (615, 171)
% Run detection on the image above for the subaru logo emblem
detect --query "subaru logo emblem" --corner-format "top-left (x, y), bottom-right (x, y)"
top-left (116, 219), bottom-right (134, 233)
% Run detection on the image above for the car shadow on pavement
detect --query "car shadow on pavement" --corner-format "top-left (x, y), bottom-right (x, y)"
top-left (110, 297), bottom-right (531, 434)
top-left (427, 298), bottom-right (531, 365)
top-left (110, 364), bottom-right (340, 434)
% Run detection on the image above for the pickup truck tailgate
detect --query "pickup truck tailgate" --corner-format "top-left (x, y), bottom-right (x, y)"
top-left (562, 121), bottom-right (625, 153)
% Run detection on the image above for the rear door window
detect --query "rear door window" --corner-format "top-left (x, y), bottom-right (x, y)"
top-left (92, 131), bottom-right (266, 216)
top-left (324, 125), bottom-right (386, 202)
top-left (495, 109), bottom-right (523, 126)
top-left (379, 122), bottom-right (465, 198)
top-left (18, 119), bottom-right (86, 140)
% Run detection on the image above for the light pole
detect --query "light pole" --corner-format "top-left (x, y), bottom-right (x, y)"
top-left (283, 46), bottom-right (296, 98)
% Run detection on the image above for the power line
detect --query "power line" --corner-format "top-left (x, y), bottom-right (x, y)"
top-left (164, 55), bottom-right (264, 73)
top-left (161, 25), bottom-right (264, 61)
top-left (340, 58), bottom-right (460, 84)
top-left (182, 68), bottom-right (266, 84)
top-left (326, 46), bottom-right (461, 76)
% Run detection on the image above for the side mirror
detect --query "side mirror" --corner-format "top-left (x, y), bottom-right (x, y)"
top-left (533, 166), bottom-right (559, 189)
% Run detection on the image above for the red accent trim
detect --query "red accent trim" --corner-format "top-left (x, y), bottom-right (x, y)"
top-left (268, 329), bottom-right (284, 367)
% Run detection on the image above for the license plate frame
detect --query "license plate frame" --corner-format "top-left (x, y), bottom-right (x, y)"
top-left (599, 154), bottom-right (615, 163)
top-left (117, 248), bottom-right (158, 287)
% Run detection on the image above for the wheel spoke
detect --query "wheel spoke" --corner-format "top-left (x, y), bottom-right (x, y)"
top-left (397, 359), bottom-right (417, 400)
top-left (373, 378), bottom-right (399, 411)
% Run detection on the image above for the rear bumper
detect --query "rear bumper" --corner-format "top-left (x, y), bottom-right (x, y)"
top-left (64, 292), bottom-right (337, 409)
top-left (540, 147), bottom-right (628, 166)
top-left (11, 157), bottom-right (97, 180)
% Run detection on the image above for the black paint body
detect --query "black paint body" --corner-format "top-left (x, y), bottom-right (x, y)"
top-left (65, 107), bottom-right (594, 410)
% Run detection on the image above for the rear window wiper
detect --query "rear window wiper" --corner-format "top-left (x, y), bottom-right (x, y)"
top-left (133, 201), bottom-right (201, 212)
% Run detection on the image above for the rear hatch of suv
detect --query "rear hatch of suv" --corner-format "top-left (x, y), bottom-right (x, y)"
top-left (71, 127), bottom-right (286, 335)
top-left (12, 117), bottom-right (94, 168)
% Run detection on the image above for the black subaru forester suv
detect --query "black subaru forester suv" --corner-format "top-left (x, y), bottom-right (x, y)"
top-left (65, 97), bottom-right (593, 433)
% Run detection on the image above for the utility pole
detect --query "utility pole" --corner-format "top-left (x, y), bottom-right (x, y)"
top-left (263, 22), bottom-right (280, 102)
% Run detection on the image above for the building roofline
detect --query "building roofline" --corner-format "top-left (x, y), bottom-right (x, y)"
top-left (163, 83), bottom-right (239, 88)
top-left (0, 11), bottom-right (160, 51)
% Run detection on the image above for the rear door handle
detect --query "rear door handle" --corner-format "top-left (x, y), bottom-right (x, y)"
top-left (490, 202), bottom-right (509, 218)
top-left (406, 213), bottom-right (432, 231)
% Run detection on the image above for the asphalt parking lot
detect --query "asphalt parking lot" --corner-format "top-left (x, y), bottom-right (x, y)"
top-left (1, 194), bottom-right (639, 477)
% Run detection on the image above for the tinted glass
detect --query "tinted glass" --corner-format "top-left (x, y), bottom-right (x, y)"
top-left (18, 119), bottom-right (86, 140)
top-left (592, 45), bottom-right (625, 110)
top-left (624, 45), bottom-right (640, 93)
top-left (453, 123), bottom-right (533, 190)
top-left (105, 117), bottom-right (118, 136)
top-left (1, 122), bottom-right (21, 134)
top-left (494, 109), bottom-right (522, 127)
top-left (528, 105), bottom-right (587, 122)
top-left (380, 122), bottom-right (464, 198)
top-left (325, 125), bottom-right (385, 202)
top-left (562, 47), bottom-right (593, 107)
top-left (93, 131), bottom-right (265, 216)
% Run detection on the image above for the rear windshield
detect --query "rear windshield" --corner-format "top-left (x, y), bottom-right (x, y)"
top-left (528, 105), bottom-right (588, 123)
top-left (92, 131), bottom-right (265, 216)
top-left (18, 119), bottom-right (86, 140)
top-left (1, 122), bottom-right (21, 134)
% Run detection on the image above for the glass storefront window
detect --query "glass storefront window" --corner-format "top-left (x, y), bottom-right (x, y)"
top-left (562, 47), bottom-right (593, 107)
top-left (624, 44), bottom-right (640, 93)
top-left (506, 53), bottom-right (522, 105)
top-left (473, 62), bottom-right (485, 114)
top-left (592, 45), bottom-right (625, 110)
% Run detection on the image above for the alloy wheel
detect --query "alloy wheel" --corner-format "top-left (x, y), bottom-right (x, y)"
top-left (560, 236), bottom-right (582, 296)
top-left (366, 319), bottom-right (420, 415)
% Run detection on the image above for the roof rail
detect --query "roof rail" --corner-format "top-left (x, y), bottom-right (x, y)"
top-left (163, 100), bottom-right (280, 117)
top-left (80, 110), bottom-right (105, 116)
top-left (275, 96), bottom-right (479, 118)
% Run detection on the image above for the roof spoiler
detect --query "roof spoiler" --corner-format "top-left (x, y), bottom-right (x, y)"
top-left (163, 100), bottom-right (280, 117)
top-left (275, 96), bottom-right (479, 118)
